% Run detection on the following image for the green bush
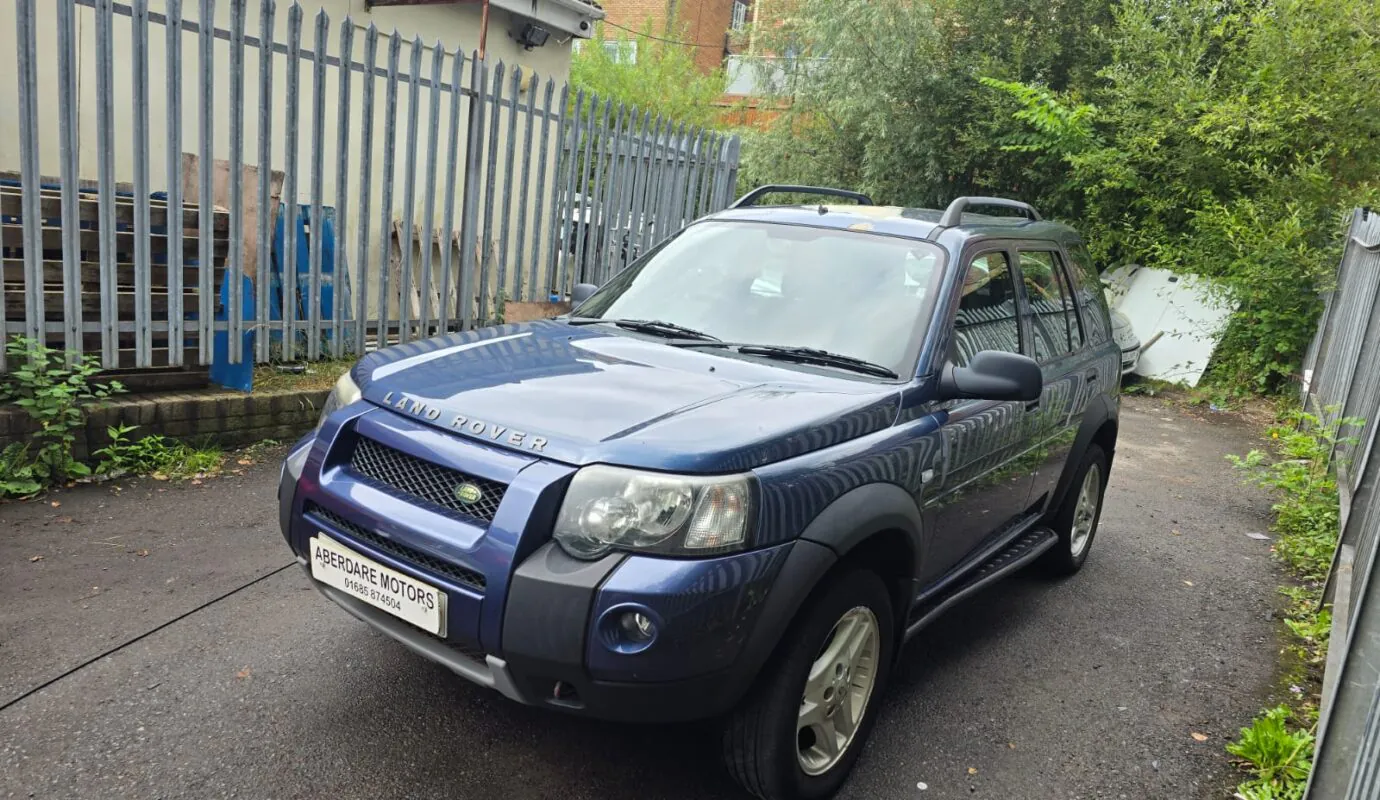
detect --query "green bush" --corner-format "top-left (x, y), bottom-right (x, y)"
top-left (0, 443), bottom-right (43, 498)
top-left (0, 337), bottom-right (224, 496)
top-left (0, 337), bottom-right (124, 497)
top-left (741, 0), bottom-right (1380, 393)
top-left (987, 0), bottom-right (1380, 391)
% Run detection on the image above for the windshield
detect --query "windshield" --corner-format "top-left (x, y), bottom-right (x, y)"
top-left (572, 221), bottom-right (945, 377)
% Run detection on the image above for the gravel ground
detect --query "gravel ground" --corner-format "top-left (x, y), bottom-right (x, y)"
top-left (0, 396), bottom-right (1279, 799)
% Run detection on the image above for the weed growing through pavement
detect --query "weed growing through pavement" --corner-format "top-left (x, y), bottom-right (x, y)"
top-left (94, 424), bottom-right (224, 480)
top-left (1225, 407), bottom-right (1361, 798)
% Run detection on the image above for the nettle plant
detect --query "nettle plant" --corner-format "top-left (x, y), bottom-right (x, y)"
top-left (0, 337), bottom-right (124, 496)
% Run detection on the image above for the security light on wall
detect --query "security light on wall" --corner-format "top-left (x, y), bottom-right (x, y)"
top-left (514, 23), bottom-right (550, 50)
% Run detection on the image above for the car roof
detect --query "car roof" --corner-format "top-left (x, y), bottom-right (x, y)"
top-left (702, 204), bottom-right (1081, 247)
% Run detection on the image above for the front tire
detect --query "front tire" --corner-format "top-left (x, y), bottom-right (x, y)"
top-left (723, 570), bottom-right (894, 800)
top-left (1039, 443), bottom-right (1109, 576)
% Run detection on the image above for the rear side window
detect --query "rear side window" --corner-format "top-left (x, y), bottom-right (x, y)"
top-left (951, 251), bottom-right (1021, 366)
top-left (1018, 250), bottom-right (1082, 361)
top-left (1065, 241), bottom-right (1111, 344)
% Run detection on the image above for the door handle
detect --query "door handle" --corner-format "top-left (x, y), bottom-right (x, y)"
top-left (1085, 369), bottom-right (1100, 384)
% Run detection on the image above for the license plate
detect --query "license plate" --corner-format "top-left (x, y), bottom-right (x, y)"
top-left (309, 534), bottom-right (447, 636)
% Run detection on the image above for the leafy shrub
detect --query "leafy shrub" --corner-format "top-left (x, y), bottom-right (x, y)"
top-left (0, 337), bottom-right (124, 497)
top-left (0, 443), bottom-right (42, 498)
top-left (743, 0), bottom-right (1380, 393)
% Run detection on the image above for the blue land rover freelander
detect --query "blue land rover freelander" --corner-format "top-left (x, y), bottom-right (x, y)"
top-left (279, 188), bottom-right (1121, 800)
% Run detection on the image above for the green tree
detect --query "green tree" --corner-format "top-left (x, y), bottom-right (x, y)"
top-left (989, 0), bottom-right (1380, 389)
top-left (738, 0), bottom-right (1115, 209)
top-left (742, 0), bottom-right (1380, 391)
top-left (570, 23), bottom-right (727, 127)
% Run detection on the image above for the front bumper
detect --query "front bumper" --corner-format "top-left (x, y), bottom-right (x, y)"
top-left (279, 410), bottom-right (820, 723)
top-left (302, 562), bottom-right (775, 721)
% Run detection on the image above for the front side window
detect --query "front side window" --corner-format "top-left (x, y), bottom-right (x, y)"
top-left (1018, 250), bottom-right (1081, 361)
top-left (573, 221), bottom-right (945, 377)
top-left (951, 251), bottom-right (1021, 366)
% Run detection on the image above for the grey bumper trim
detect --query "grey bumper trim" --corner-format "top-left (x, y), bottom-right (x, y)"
top-left (302, 561), bottom-right (527, 704)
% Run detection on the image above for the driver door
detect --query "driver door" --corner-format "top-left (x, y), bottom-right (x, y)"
top-left (925, 248), bottom-right (1037, 582)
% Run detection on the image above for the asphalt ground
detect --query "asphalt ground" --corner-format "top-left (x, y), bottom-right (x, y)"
top-left (0, 395), bottom-right (1279, 799)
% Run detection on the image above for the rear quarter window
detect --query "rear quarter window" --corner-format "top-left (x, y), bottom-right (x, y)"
top-left (1065, 241), bottom-right (1112, 345)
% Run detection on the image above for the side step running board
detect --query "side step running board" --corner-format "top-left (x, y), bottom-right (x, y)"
top-left (903, 527), bottom-right (1058, 641)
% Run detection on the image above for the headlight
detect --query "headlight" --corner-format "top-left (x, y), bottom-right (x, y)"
top-left (316, 369), bottom-right (362, 430)
top-left (553, 465), bottom-right (755, 560)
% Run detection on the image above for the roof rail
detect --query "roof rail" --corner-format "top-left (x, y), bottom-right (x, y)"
top-left (936, 196), bottom-right (1041, 228)
top-left (729, 184), bottom-right (874, 209)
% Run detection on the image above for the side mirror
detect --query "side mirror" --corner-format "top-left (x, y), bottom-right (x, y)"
top-left (570, 283), bottom-right (598, 305)
top-left (939, 350), bottom-right (1042, 402)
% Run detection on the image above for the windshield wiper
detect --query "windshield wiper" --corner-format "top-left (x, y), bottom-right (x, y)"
top-left (673, 342), bottom-right (898, 379)
top-left (566, 317), bottom-right (720, 341)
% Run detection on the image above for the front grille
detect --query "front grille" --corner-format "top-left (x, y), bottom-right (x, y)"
top-left (349, 436), bottom-right (507, 525)
top-left (307, 502), bottom-right (486, 592)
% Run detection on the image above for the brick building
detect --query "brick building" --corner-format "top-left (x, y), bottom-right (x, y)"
top-left (595, 0), bottom-right (755, 74)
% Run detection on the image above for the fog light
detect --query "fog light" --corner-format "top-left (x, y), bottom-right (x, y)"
top-left (599, 604), bottom-right (662, 653)
top-left (619, 611), bottom-right (655, 643)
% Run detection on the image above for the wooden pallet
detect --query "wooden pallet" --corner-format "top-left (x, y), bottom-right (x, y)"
top-left (0, 187), bottom-right (231, 236)
top-left (0, 226), bottom-right (232, 262)
top-left (1, 184), bottom-right (231, 386)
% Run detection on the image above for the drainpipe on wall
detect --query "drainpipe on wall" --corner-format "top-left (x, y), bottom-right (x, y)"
top-left (478, 0), bottom-right (490, 58)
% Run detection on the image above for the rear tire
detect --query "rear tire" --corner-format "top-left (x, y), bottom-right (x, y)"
top-left (722, 570), bottom-right (894, 800)
top-left (1039, 444), bottom-right (1109, 576)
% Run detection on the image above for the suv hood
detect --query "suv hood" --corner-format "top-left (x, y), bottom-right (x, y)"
top-left (353, 321), bottom-right (902, 472)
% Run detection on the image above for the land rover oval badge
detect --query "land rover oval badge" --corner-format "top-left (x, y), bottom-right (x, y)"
top-left (453, 482), bottom-right (483, 505)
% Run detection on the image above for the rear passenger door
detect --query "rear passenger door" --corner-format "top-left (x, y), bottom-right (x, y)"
top-left (1014, 247), bottom-right (1095, 512)
top-left (927, 249), bottom-right (1035, 581)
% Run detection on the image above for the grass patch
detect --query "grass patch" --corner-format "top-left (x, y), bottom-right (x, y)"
top-left (251, 358), bottom-right (354, 393)
top-left (1225, 407), bottom-right (1360, 798)
top-left (94, 424), bottom-right (225, 480)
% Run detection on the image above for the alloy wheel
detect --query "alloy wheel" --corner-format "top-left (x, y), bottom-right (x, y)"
top-left (1070, 464), bottom-right (1102, 557)
top-left (797, 606), bottom-right (880, 776)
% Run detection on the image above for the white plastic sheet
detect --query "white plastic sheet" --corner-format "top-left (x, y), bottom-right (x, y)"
top-left (1103, 264), bottom-right (1235, 387)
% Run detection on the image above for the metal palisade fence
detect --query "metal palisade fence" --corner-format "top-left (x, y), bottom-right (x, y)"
top-left (2, 0), bottom-right (741, 373)
top-left (1300, 207), bottom-right (1380, 799)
